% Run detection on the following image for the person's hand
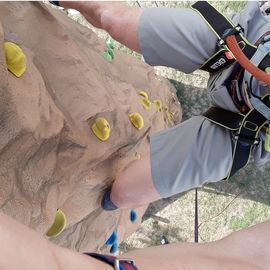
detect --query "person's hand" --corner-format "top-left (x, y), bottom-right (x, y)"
top-left (50, 1), bottom-right (142, 53)
top-left (58, 1), bottom-right (123, 29)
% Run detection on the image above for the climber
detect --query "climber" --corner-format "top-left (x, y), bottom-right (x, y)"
top-left (0, 210), bottom-right (269, 269)
top-left (52, 1), bottom-right (270, 210)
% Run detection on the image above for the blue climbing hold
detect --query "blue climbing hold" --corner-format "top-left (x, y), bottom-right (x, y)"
top-left (105, 230), bottom-right (118, 246)
top-left (110, 241), bottom-right (119, 254)
top-left (130, 209), bottom-right (138, 223)
top-left (101, 189), bottom-right (118, 211)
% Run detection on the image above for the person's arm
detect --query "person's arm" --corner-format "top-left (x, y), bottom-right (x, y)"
top-left (0, 211), bottom-right (111, 270)
top-left (59, 1), bottom-right (143, 53)
top-left (58, 1), bottom-right (218, 74)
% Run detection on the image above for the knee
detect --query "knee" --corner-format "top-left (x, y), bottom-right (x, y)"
top-left (111, 183), bottom-right (134, 209)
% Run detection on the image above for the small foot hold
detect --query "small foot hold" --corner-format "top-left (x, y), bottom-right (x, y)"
top-left (91, 117), bottom-right (110, 142)
top-left (106, 40), bottom-right (115, 50)
top-left (138, 91), bottom-right (149, 99)
top-left (130, 209), bottom-right (138, 223)
top-left (46, 209), bottom-right (67, 237)
top-left (103, 50), bottom-right (114, 62)
top-left (154, 99), bottom-right (162, 112)
top-left (140, 98), bottom-right (151, 110)
top-left (109, 241), bottom-right (119, 254)
top-left (101, 189), bottom-right (118, 211)
top-left (129, 113), bottom-right (144, 130)
top-left (105, 230), bottom-right (118, 246)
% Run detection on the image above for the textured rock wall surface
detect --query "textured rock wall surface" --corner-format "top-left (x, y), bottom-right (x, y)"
top-left (0, 2), bottom-right (181, 252)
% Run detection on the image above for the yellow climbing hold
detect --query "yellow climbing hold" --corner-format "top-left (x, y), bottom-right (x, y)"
top-left (91, 117), bottom-right (110, 141)
top-left (166, 110), bottom-right (174, 119)
top-left (138, 91), bottom-right (149, 100)
top-left (154, 99), bottom-right (162, 112)
top-left (140, 98), bottom-right (151, 110)
top-left (4, 42), bottom-right (26, 77)
top-left (129, 113), bottom-right (144, 130)
top-left (46, 209), bottom-right (67, 237)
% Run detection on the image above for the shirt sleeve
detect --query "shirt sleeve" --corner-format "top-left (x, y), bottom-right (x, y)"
top-left (138, 7), bottom-right (219, 73)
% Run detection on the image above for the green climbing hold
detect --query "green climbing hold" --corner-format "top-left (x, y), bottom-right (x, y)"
top-left (103, 51), bottom-right (113, 62)
top-left (107, 48), bottom-right (115, 59)
top-left (103, 39), bottom-right (116, 62)
top-left (106, 39), bottom-right (115, 50)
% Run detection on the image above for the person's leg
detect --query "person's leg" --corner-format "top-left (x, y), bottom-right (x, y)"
top-left (102, 116), bottom-right (234, 211)
top-left (122, 221), bottom-right (270, 270)
top-left (102, 154), bottom-right (162, 210)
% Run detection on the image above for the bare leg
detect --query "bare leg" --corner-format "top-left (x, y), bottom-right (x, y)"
top-left (122, 221), bottom-right (270, 270)
top-left (110, 154), bottom-right (162, 209)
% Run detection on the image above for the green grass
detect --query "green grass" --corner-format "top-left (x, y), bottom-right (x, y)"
top-left (229, 204), bottom-right (259, 230)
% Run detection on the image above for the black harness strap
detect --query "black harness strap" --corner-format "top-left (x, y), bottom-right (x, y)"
top-left (192, 2), bottom-right (236, 39)
top-left (192, 2), bottom-right (257, 73)
top-left (192, 1), bottom-right (270, 179)
top-left (229, 96), bottom-right (269, 177)
top-left (190, 1), bottom-right (270, 245)
top-left (203, 95), bottom-right (270, 179)
top-left (203, 107), bottom-right (243, 130)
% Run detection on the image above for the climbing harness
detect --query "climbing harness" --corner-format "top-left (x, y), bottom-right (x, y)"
top-left (191, 1), bottom-right (270, 242)
top-left (85, 253), bottom-right (138, 270)
top-left (192, 1), bottom-right (270, 180)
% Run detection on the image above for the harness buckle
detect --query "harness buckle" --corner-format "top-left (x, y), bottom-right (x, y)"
top-left (243, 120), bottom-right (258, 131)
top-left (218, 38), bottom-right (226, 48)
top-left (218, 25), bottom-right (244, 49)
top-left (114, 258), bottom-right (136, 270)
top-left (262, 35), bottom-right (270, 44)
top-left (222, 24), bottom-right (243, 40)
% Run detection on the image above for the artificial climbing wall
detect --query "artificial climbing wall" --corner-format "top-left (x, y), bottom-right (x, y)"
top-left (0, 2), bottom-right (181, 252)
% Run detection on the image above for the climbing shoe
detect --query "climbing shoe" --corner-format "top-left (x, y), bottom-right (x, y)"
top-left (101, 188), bottom-right (118, 211)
